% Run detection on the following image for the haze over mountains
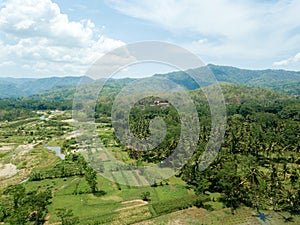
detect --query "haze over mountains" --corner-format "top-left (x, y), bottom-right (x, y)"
top-left (1, 64), bottom-right (300, 98)
top-left (0, 77), bottom-right (83, 98)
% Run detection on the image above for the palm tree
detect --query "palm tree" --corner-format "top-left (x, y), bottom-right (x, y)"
top-left (246, 166), bottom-right (264, 186)
top-left (270, 164), bottom-right (278, 192)
top-left (290, 169), bottom-right (299, 187)
top-left (282, 163), bottom-right (289, 180)
top-left (245, 165), bottom-right (264, 213)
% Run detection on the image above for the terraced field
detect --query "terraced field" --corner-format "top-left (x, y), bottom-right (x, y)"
top-left (1, 110), bottom-right (300, 225)
top-left (0, 111), bottom-right (71, 188)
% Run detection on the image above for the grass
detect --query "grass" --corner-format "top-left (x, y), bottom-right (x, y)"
top-left (20, 173), bottom-right (195, 224)
top-left (204, 192), bottom-right (224, 210)
top-left (49, 194), bottom-right (121, 223)
top-left (0, 152), bottom-right (9, 158)
top-left (0, 115), bottom-right (213, 224)
top-left (2, 113), bottom-right (300, 225)
top-left (132, 200), bottom-right (300, 225)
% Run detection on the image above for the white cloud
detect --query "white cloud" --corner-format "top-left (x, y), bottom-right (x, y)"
top-left (273, 52), bottom-right (300, 67)
top-left (0, 0), bottom-right (125, 77)
top-left (295, 52), bottom-right (300, 62)
top-left (109, 0), bottom-right (300, 69)
top-left (273, 59), bottom-right (290, 66)
top-left (0, 61), bottom-right (15, 67)
top-left (109, 0), bottom-right (257, 39)
top-left (193, 39), bottom-right (208, 45)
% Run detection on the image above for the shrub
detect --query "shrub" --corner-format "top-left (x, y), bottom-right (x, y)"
top-left (140, 191), bottom-right (151, 201)
top-left (151, 195), bottom-right (195, 215)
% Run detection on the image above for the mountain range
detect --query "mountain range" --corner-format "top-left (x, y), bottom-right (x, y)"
top-left (0, 76), bottom-right (83, 98)
top-left (0, 64), bottom-right (299, 98)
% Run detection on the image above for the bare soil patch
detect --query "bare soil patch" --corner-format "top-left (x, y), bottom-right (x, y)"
top-left (116, 199), bottom-right (148, 212)
top-left (0, 163), bottom-right (18, 177)
top-left (0, 145), bottom-right (14, 151)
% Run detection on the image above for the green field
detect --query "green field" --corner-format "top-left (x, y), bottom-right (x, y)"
top-left (0, 83), bottom-right (299, 225)
top-left (0, 112), bottom-right (196, 224)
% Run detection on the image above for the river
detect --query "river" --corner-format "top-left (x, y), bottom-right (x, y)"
top-left (45, 145), bottom-right (65, 160)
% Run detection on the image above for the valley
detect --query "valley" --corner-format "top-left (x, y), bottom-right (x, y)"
top-left (0, 69), bottom-right (299, 225)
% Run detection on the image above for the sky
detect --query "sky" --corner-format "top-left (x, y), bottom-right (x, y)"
top-left (0, 0), bottom-right (300, 78)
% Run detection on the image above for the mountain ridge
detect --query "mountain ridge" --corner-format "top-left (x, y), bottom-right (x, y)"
top-left (0, 76), bottom-right (86, 98)
top-left (0, 65), bottom-right (300, 98)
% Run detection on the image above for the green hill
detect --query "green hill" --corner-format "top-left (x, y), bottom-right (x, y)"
top-left (1, 65), bottom-right (300, 98)
top-left (154, 64), bottom-right (300, 95)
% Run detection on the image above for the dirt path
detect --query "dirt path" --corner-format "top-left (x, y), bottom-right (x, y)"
top-left (15, 141), bottom-right (43, 157)
top-left (0, 145), bottom-right (14, 151)
top-left (54, 177), bottom-right (80, 193)
top-left (44, 215), bottom-right (60, 225)
top-left (16, 144), bottom-right (35, 156)
top-left (115, 199), bottom-right (148, 211)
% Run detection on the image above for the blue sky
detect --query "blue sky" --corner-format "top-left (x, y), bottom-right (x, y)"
top-left (0, 0), bottom-right (300, 77)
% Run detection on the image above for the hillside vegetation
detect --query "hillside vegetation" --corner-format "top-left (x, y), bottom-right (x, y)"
top-left (0, 76), bottom-right (299, 224)
top-left (1, 64), bottom-right (300, 98)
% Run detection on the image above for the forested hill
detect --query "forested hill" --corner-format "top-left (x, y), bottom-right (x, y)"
top-left (0, 81), bottom-right (299, 122)
top-left (154, 64), bottom-right (300, 96)
top-left (209, 64), bottom-right (300, 95)
top-left (0, 65), bottom-right (300, 97)
top-left (202, 83), bottom-right (300, 120)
